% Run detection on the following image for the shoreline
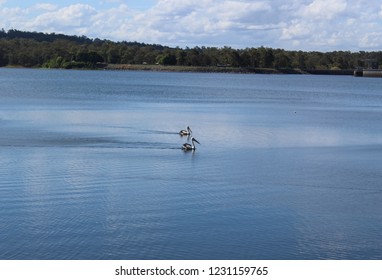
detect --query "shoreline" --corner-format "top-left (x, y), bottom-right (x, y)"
top-left (2, 64), bottom-right (355, 75)
top-left (100, 64), bottom-right (355, 75)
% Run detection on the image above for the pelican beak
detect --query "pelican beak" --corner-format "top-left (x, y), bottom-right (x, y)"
top-left (194, 138), bottom-right (200, 145)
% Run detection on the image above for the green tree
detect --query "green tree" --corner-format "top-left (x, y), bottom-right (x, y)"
top-left (157, 53), bottom-right (177, 65)
top-left (258, 47), bottom-right (274, 68)
top-left (274, 51), bottom-right (291, 68)
top-left (0, 48), bottom-right (9, 66)
top-left (0, 28), bottom-right (380, 71)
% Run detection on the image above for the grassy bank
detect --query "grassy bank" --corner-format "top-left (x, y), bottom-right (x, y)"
top-left (102, 63), bottom-right (259, 73)
top-left (101, 64), bottom-right (354, 75)
top-left (102, 63), bottom-right (301, 74)
top-left (1, 63), bottom-right (355, 75)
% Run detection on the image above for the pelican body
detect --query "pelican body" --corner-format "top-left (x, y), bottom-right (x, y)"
top-left (179, 126), bottom-right (192, 136)
top-left (182, 137), bottom-right (200, 151)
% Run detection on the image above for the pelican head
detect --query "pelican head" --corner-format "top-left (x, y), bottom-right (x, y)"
top-left (191, 137), bottom-right (200, 145)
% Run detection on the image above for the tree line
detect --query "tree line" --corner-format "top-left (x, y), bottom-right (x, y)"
top-left (1, 29), bottom-right (381, 70)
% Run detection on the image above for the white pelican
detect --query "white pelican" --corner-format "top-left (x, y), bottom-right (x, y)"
top-left (179, 126), bottom-right (192, 136)
top-left (182, 137), bottom-right (200, 151)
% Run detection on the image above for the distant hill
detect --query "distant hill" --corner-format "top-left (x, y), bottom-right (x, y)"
top-left (0, 28), bottom-right (381, 71)
top-left (0, 28), bottom-right (165, 48)
top-left (0, 28), bottom-right (93, 44)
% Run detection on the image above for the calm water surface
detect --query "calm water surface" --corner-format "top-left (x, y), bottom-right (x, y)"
top-left (0, 68), bottom-right (381, 259)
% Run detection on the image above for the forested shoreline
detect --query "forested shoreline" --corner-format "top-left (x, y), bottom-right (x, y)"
top-left (1, 29), bottom-right (381, 71)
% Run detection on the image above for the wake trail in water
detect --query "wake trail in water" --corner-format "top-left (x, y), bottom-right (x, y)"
top-left (138, 129), bottom-right (179, 135)
top-left (0, 130), bottom-right (182, 150)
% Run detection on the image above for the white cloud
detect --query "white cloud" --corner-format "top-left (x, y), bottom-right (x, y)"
top-left (118, 0), bottom-right (278, 46)
top-left (1, 0), bottom-right (382, 51)
top-left (207, 1), bottom-right (271, 20)
top-left (0, 7), bottom-right (27, 28)
top-left (281, 20), bottom-right (311, 40)
top-left (300, 0), bottom-right (347, 20)
top-left (278, 0), bottom-right (382, 50)
top-left (27, 4), bottom-right (97, 34)
top-left (359, 32), bottom-right (382, 48)
top-left (33, 3), bottom-right (57, 11)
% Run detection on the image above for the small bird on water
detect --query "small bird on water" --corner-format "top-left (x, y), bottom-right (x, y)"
top-left (182, 137), bottom-right (200, 151)
top-left (179, 126), bottom-right (192, 136)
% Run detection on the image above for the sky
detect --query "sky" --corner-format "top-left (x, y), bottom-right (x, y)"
top-left (1, 0), bottom-right (382, 51)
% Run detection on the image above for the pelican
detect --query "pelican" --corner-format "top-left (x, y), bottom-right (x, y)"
top-left (179, 126), bottom-right (192, 136)
top-left (182, 137), bottom-right (200, 151)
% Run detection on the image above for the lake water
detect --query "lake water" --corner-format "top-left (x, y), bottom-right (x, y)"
top-left (0, 68), bottom-right (381, 260)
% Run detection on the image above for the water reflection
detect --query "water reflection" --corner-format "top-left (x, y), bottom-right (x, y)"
top-left (1, 69), bottom-right (382, 259)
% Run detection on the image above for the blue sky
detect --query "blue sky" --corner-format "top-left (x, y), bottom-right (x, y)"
top-left (1, 0), bottom-right (382, 51)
